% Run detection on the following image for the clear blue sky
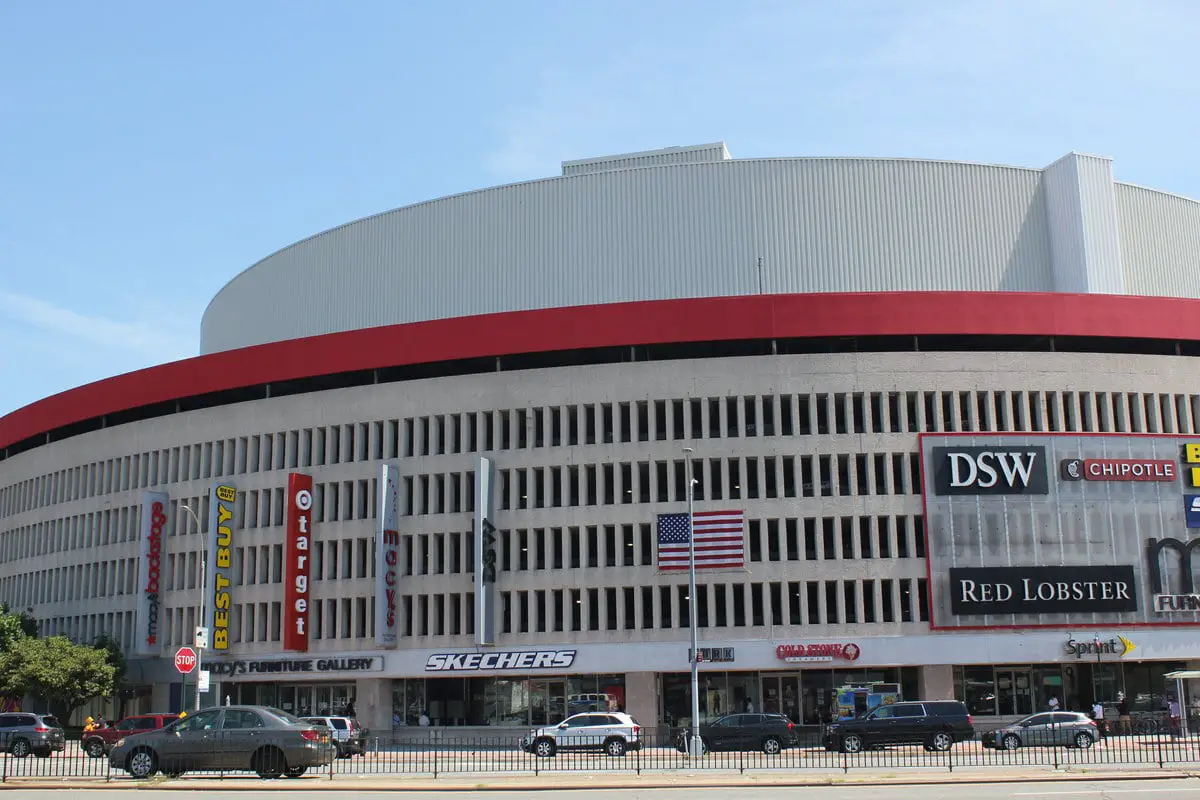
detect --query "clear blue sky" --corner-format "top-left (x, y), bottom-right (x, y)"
top-left (2, 0), bottom-right (1198, 416)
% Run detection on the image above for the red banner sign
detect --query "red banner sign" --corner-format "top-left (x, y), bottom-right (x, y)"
top-left (1061, 458), bottom-right (1177, 482)
top-left (284, 473), bottom-right (313, 652)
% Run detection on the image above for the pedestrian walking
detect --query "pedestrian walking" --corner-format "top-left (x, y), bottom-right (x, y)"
top-left (1117, 696), bottom-right (1131, 735)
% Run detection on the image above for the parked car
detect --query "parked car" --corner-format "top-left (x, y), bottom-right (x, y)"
top-left (83, 713), bottom-right (178, 758)
top-left (301, 716), bottom-right (365, 757)
top-left (674, 713), bottom-right (801, 755)
top-left (823, 700), bottom-right (974, 753)
top-left (982, 711), bottom-right (1099, 750)
top-left (0, 712), bottom-right (65, 758)
top-left (108, 705), bottom-right (336, 779)
top-left (521, 712), bottom-right (642, 758)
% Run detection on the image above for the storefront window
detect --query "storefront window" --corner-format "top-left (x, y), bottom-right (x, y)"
top-left (662, 670), bottom-right (906, 727)
top-left (958, 666), bottom-right (998, 716)
top-left (388, 674), bottom-right (625, 728)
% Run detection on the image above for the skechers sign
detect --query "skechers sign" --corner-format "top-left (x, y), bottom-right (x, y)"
top-left (932, 446), bottom-right (1049, 496)
top-left (425, 650), bottom-right (577, 672)
top-left (949, 566), bottom-right (1138, 615)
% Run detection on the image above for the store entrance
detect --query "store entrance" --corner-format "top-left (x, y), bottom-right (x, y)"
top-left (761, 674), bottom-right (802, 723)
top-left (530, 679), bottom-right (565, 726)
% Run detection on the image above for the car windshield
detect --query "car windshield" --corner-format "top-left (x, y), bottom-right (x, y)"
top-left (41, 716), bottom-right (60, 728)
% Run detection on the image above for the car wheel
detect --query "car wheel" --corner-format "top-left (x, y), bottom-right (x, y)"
top-left (127, 748), bottom-right (158, 779)
top-left (9, 738), bottom-right (30, 758)
top-left (1074, 732), bottom-right (1094, 749)
top-left (84, 738), bottom-right (106, 759)
top-left (285, 766), bottom-right (308, 778)
top-left (762, 736), bottom-right (782, 756)
top-left (533, 737), bottom-right (556, 758)
top-left (604, 737), bottom-right (627, 757)
top-left (929, 732), bottom-right (954, 752)
top-left (253, 746), bottom-right (287, 779)
top-left (840, 734), bottom-right (864, 754)
top-left (1002, 734), bottom-right (1022, 751)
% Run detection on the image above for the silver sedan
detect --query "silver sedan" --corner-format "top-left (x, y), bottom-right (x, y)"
top-left (109, 705), bottom-right (336, 779)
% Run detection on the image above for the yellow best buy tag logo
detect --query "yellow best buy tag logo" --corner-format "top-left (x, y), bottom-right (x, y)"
top-left (1185, 445), bottom-right (1200, 487)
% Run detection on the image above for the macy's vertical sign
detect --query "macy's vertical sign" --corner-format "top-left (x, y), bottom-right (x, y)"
top-left (207, 483), bottom-right (237, 652)
top-left (284, 474), bottom-right (313, 652)
top-left (375, 464), bottom-right (401, 649)
top-left (931, 446), bottom-right (1050, 496)
top-left (136, 491), bottom-right (169, 657)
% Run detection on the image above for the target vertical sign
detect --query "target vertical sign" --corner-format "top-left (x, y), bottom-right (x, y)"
top-left (283, 473), bottom-right (313, 652)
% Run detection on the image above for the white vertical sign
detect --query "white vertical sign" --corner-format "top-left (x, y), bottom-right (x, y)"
top-left (475, 456), bottom-right (496, 647)
top-left (375, 463), bottom-right (401, 648)
top-left (136, 491), bottom-right (169, 657)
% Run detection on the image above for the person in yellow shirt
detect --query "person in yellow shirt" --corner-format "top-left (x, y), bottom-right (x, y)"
top-left (82, 716), bottom-right (96, 733)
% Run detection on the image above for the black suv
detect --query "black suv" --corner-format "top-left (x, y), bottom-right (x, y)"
top-left (675, 713), bottom-right (801, 755)
top-left (824, 701), bottom-right (974, 753)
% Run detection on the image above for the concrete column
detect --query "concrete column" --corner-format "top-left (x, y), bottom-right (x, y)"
top-left (355, 677), bottom-right (392, 741)
top-left (921, 664), bottom-right (956, 702)
top-left (625, 671), bottom-right (658, 730)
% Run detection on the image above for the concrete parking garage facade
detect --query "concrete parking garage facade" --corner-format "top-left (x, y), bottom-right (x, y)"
top-left (3, 143), bottom-right (1200, 736)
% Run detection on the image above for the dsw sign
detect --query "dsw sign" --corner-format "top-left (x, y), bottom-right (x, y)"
top-left (932, 446), bottom-right (1050, 496)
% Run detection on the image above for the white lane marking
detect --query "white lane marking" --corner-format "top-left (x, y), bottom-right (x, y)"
top-left (1014, 789), bottom-right (1200, 796)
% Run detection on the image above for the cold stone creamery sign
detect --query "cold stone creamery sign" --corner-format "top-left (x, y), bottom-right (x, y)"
top-left (949, 566), bottom-right (1139, 615)
top-left (209, 657), bottom-right (381, 677)
top-left (425, 650), bottom-right (577, 672)
top-left (931, 446), bottom-right (1049, 496)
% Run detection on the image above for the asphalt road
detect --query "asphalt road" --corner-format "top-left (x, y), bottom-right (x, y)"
top-left (6, 780), bottom-right (1200, 799)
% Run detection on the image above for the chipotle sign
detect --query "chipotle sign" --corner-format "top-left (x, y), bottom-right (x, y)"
top-left (283, 474), bottom-right (313, 652)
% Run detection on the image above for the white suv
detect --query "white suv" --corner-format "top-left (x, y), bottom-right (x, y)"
top-left (522, 712), bottom-right (642, 757)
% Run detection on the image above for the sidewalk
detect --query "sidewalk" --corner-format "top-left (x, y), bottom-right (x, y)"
top-left (5, 764), bottom-right (1200, 792)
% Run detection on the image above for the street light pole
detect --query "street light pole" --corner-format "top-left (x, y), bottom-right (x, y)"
top-left (181, 503), bottom-right (206, 712)
top-left (683, 447), bottom-right (702, 758)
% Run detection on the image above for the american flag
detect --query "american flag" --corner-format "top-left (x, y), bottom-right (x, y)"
top-left (657, 510), bottom-right (746, 571)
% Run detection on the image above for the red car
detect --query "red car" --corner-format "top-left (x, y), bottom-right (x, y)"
top-left (83, 714), bottom-right (178, 758)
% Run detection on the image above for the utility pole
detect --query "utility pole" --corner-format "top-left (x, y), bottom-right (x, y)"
top-left (684, 447), bottom-right (702, 758)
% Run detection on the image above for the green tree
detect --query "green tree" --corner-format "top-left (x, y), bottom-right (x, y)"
top-left (0, 604), bottom-right (38, 652)
top-left (0, 636), bottom-right (115, 723)
top-left (92, 634), bottom-right (127, 718)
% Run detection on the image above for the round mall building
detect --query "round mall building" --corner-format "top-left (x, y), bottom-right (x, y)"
top-left (4, 142), bottom-right (1200, 736)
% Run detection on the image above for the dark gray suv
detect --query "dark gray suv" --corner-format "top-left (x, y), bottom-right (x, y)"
top-left (0, 712), bottom-right (66, 757)
top-left (824, 700), bottom-right (974, 753)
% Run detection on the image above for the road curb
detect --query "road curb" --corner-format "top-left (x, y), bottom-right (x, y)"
top-left (3, 770), bottom-right (1199, 792)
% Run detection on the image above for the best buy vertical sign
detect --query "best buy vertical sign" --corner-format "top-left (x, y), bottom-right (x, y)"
top-left (207, 483), bottom-right (237, 652)
top-left (1186, 444), bottom-right (1200, 488)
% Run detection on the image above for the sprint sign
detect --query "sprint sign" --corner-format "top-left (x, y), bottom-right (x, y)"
top-left (284, 474), bottom-right (313, 652)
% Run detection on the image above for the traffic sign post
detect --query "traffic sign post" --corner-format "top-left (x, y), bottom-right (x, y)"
top-left (175, 646), bottom-right (198, 674)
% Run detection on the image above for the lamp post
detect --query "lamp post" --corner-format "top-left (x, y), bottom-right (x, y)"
top-left (683, 447), bottom-right (702, 758)
top-left (1093, 634), bottom-right (1103, 708)
top-left (180, 503), bottom-right (206, 712)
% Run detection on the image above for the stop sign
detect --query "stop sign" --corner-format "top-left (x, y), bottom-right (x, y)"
top-left (174, 646), bottom-right (198, 674)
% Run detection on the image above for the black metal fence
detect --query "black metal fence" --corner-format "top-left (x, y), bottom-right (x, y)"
top-left (4, 725), bottom-right (1200, 782)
